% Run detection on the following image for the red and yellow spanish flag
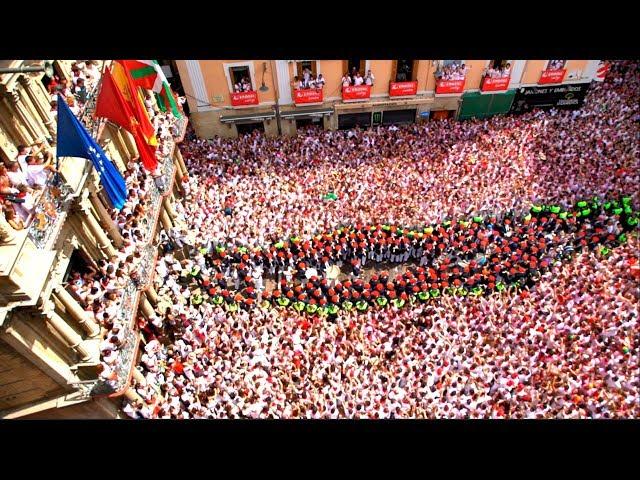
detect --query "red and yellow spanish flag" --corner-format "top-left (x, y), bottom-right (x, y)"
top-left (112, 60), bottom-right (158, 147)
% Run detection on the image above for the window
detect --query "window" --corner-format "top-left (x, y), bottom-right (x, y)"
top-left (229, 66), bottom-right (253, 92)
top-left (486, 60), bottom-right (513, 78)
top-left (548, 60), bottom-right (567, 70)
top-left (345, 59), bottom-right (366, 76)
top-left (436, 60), bottom-right (467, 81)
top-left (294, 61), bottom-right (319, 89)
top-left (392, 60), bottom-right (417, 82)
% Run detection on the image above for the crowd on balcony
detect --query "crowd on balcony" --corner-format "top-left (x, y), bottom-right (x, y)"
top-left (45, 61), bottom-right (102, 114)
top-left (61, 107), bottom-right (183, 389)
top-left (295, 67), bottom-right (326, 90)
top-left (115, 61), bottom-right (640, 419)
top-left (342, 68), bottom-right (374, 89)
top-left (233, 77), bottom-right (253, 93)
top-left (436, 61), bottom-right (468, 81)
top-left (548, 60), bottom-right (567, 71)
top-left (0, 141), bottom-right (58, 241)
top-left (484, 62), bottom-right (512, 79)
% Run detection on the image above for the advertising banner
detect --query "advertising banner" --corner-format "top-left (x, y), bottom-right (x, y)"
top-left (435, 79), bottom-right (465, 94)
top-left (510, 83), bottom-right (591, 113)
top-left (342, 85), bottom-right (372, 102)
top-left (294, 89), bottom-right (323, 104)
top-left (481, 76), bottom-right (511, 92)
top-left (539, 69), bottom-right (567, 84)
top-left (389, 81), bottom-right (418, 97)
top-left (230, 91), bottom-right (259, 107)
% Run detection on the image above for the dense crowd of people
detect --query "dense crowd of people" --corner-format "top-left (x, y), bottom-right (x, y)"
top-left (114, 61), bottom-right (640, 419)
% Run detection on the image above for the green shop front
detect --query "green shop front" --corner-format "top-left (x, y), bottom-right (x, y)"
top-left (458, 89), bottom-right (516, 120)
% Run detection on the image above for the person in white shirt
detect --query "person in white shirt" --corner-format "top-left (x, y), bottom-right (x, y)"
top-left (354, 73), bottom-right (364, 86)
top-left (364, 70), bottom-right (374, 86)
top-left (502, 63), bottom-right (512, 77)
top-left (26, 155), bottom-right (56, 189)
top-left (315, 74), bottom-right (325, 89)
top-left (341, 73), bottom-right (352, 88)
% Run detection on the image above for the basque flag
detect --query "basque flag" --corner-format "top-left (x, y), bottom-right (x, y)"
top-left (56, 95), bottom-right (127, 210)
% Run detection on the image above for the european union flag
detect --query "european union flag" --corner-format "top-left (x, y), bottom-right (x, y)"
top-left (56, 94), bottom-right (127, 210)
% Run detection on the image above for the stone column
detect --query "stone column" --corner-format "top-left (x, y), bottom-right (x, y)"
top-left (79, 202), bottom-right (117, 258)
top-left (1, 315), bottom-right (79, 389)
top-left (18, 76), bottom-right (54, 138)
top-left (132, 367), bottom-right (147, 385)
top-left (89, 190), bottom-right (123, 248)
top-left (13, 85), bottom-right (49, 141)
top-left (174, 147), bottom-right (188, 178)
top-left (53, 286), bottom-right (101, 338)
top-left (44, 308), bottom-right (93, 362)
top-left (1, 90), bottom-right (38, 144)
top-left (120, 128), bottom-right (139, 159)
top-left (124, 386), bottom-right (143, 404)
top-left (140, 296), bottom-right (155, 319)
top-left (145, 285), bottom-right (159, 306)
top-left (163, 196), bottom-right (177, 220)
top-left (159, 206), bottom-right (173, 232)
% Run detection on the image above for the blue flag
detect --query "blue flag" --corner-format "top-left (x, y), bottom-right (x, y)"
top-left (56, 95), bottom-right (127, 210)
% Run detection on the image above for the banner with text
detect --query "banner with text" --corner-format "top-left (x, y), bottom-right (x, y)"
top-left (294, 89), bottom-right (324, 104)
top-left (481, 76), bottom-right (511, 92)
top-left (389, 81), bottom-right (418, 97)
top-left (435, 79), bottom-right (465, 94)
top-left (231, 91), bottom-right (259, 107)
top-left (342, 85), bottom-right (372, 102)
top-left (539, 69), bottom-right (567, 84)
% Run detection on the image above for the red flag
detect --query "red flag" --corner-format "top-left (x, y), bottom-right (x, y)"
top-left (112, 60), bottom-right (157, 146)
top-left (94, 68), bottom-right (135, 131)
top-left (95, 68), bottom-right (159, 171)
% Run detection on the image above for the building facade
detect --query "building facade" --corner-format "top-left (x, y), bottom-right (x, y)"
top-left (176, 59), bottom-right (603, 139)
top-left (0, 60), bottom-right (188, 419)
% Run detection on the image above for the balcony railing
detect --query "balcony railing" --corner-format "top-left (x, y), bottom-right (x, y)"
top-left (26, 175), bottom-right (74, 249)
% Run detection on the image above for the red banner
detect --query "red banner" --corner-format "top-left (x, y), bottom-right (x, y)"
top-left (231, 91), bottom-right (259, 107)
top-left (342, 85), bottom-right (372, 102)
top-left (435, 79), bottom-right (465, 94)
top-left (539, 69), bottom-right (567, 84)
top-left (481, 76), bottom-right (511, 92)
top-left (294, 89), bottom-right (323, 104)
top-left (389, 81), bottom-right (418, 97)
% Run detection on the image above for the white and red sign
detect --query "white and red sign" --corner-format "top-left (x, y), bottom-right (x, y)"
top-left (435, 79), bottom-right (465, 94)
top-left (231, 91), bottom-right (259, 107)
top-left (539, 69), bottom-right (567, 84)
top-left (294, 89), bottom-right (323, 104)
top-left (595, 61), bottom-right (609, 82)
top-left (480, 76), bottom-right (511, 92)
top-left (342, 85), bottom-right (372, 102)
top-left (389, 81), bottom-right (418, 97)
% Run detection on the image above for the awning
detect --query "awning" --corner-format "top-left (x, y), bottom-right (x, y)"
top-left (279, 107), bottom-right (334, 119)
top-left (219, 111), bottom-right (275, 124)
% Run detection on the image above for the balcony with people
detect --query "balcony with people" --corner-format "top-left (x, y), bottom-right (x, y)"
top-left (389, 59), bottom-right (418, 97)
top-left (341, 61), bottom-right (374, 102)
top-left (480, 60), bottom-right (512, 92)
top-left (1, 59), bottom-right (188, 406)
top-left (292, 61), bottom-right (325, 105)
top-left (539, 60), bottom-right (568, 84)
top-left (434, 60), bottom-right (468, 94)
